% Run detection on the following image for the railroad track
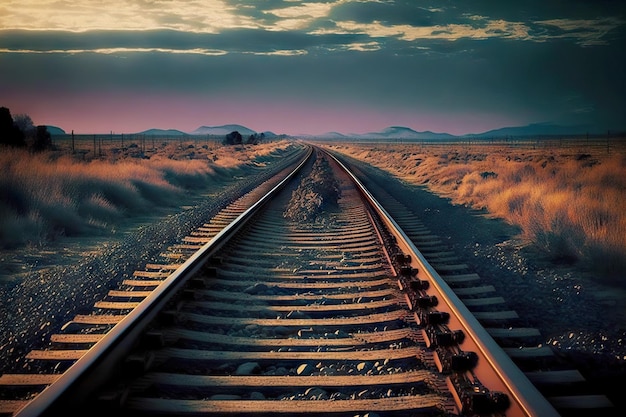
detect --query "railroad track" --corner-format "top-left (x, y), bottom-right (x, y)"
top-left (0, 146), bottom-right (608, 416)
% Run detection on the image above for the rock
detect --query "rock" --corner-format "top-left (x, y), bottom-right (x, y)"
top-left (334, 329), bottom-right (349, 338)
top-left (273, 326), bottom-right (292, 336)
top-left (287, 310), bottom-right (309, 319)
top-left (296, 363), bottom-right (315, 376)
top-left (305, 387), bottom-right (328, 400)
top-left (356, 362), bottom-right (371, 373)
top-left (275, 366), bottom-right (289, 376)
top-left (243, 283), bottom-right (268, 294)
top-left (244, 324), bottom-right (258, 333)
top-left (235, 362), bottom-right (260, 375)
top-left (250, 391), bottom-right (265, 400)
top-left (319, 366), bottom-right (337, 376)
top-left (297, 327), bottom-right (313, 337)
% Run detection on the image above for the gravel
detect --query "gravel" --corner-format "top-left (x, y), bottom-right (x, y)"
top-left (344, 154), bottom-right (626, 409)
top-left (0, 149), bottom-right (304, 372)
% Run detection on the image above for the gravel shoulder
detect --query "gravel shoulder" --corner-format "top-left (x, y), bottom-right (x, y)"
top-left (342, 154), bottom-right (626, 410)
top-left (0, 146), bottom-right (305, 372)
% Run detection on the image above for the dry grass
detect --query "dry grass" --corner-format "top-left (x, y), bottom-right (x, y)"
top-left (326, 141), bottom-right (626, 281)
top-left (0, 140), bottom-right (295, 248)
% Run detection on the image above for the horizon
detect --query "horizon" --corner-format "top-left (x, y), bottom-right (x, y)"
top-left (2, 1), bottom-right (625, 136)
top-left (42, 121), bottom-right (622, 138)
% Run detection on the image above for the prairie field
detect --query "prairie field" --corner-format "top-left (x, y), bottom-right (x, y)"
top-left (326, 139), bottom-right (626, 284)
top-left (0, 139), bottom-right (295, 250)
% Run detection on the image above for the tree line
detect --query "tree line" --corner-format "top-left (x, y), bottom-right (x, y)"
top-left (0, 106), bottom-right (52, 152)
top-left (223, 131), bottom-right (265, 146)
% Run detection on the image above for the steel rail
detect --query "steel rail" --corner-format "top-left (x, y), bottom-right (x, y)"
top-left (327, 150), bottom-right (560, 417)
top-left (14, 147), bottom-right (313, 417)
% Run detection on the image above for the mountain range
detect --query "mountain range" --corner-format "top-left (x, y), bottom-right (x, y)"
top-left (467, 122), bottom-right (603, 138)
top-left (104, 122), bottom-right (614, 139)
top-left (310, 123), bottom-right (607, 140)
top-left (137, 124), bottom-right (277, 138)
top-left (307, 126), bottom-right (456, 140)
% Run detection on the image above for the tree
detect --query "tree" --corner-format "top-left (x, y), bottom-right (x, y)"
top-left (0, 107), bottom-right (26, 148)
top-left (13, 114), bottom-right (36, 147)
top-left (246, 133), bottom-right (258, 144)
top-left (13, 114), bottom-right (35, 138)
top-left (223, 130), bottom-right (242, 145)
top-left (33, 125), bottom-right (52, 152)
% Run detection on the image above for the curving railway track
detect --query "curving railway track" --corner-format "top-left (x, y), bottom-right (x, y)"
top-left (0, 146), bottom-right (613, 416)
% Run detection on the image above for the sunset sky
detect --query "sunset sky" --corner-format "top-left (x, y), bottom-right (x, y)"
top-left (1, 1), bottom-right (624, 135)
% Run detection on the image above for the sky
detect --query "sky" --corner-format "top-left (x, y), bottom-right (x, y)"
top-left (1, 0), bottom-right (625, 135)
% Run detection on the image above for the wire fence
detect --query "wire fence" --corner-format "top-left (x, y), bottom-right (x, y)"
top-left (49, 133), bottom-right (223, 156)
top-left (311, 134), bottom-right (626, 157)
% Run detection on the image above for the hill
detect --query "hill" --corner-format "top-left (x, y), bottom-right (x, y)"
top-left (303, 126), bottom-right (454, 140)
top-left (360, 126), bottom-right (455, 140)
top-left (137, 128), bottom-right (188, 136)
top-left (469, 123), bottom-right (596, 138)
top-left (46, 125), bottom-right (66, 135)
top-left (191, 124), bottom-right (256, 136)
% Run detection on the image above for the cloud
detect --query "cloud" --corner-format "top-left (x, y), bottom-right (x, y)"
top-left (534, 18), bottom-right (624, 46)
top-left (1, 1), bottom-right (624, 134)
top-left (0, 47), bottom-right (227, 56)
top-left (0, 28), bottom-right (380, 57)
top-left (327, 19), bottom-right (533, 42)
top-left (0, 0), bottom-right (256, 33)
top-left (244, 49), bottom-right (308, 56)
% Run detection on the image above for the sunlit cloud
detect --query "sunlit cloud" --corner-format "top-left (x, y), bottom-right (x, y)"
top-left (345, 41), bottom-right (381, 51)
top-left (316, 16), bottom-right (624, 46)
top-left (244, 49), bottom-right (308, 56)
top-left (328, 19), bottom-right (532, 42)
top-left (263, 1), bottom-right (340, 31)
top-left (0, 0), bottom-right (257, 33)
top-left (419, 7), bottom-right (444, 13)
top-left (0, 47), bottom-right (228, 56)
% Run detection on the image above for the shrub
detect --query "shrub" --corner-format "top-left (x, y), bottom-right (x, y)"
top-left (332, 143), bottom-right (626, 281)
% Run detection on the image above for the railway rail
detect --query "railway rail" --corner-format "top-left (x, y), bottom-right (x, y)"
top-left (0, 145), bottom-right (611, 416)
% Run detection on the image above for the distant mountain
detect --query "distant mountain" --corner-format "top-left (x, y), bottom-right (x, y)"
top-left (301, 127), bottom-right (454, 140)
top-left (302, 123), bottom-right (612, 140)
top-left (309, 132), bottom-right (349, 139)
top-left (138, 128), bottom-right (188, 136)
top-left (46, 125), bottom-right (66, 135)
top-left (360, 126), bottom-right (456, 140)
top-left (469, 123), bottom-right (595, 137)
top-left (191, 124), bottom-right (256, 136)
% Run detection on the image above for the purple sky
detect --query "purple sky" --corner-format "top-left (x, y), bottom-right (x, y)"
top-left (1, 1), bottom-right (624, 136)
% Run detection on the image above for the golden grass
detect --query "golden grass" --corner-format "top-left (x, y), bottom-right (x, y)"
top-left (326, 141), bottom-right (626, 279)
top-left (0, 140), bottom-right (296, 248)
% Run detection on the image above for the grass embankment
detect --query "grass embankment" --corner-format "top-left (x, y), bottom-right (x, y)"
top-left (0, 140), bottom-right (294, 249)
top-left (328, 143), bottom-right (626, 282)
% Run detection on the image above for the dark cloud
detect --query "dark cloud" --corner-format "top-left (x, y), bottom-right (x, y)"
top-left (450, 0), bottom-right (625, 21)
top-left (330, 1), bottom-right (437, 26)
top-left (1, 1), bottom-right (624, 134)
